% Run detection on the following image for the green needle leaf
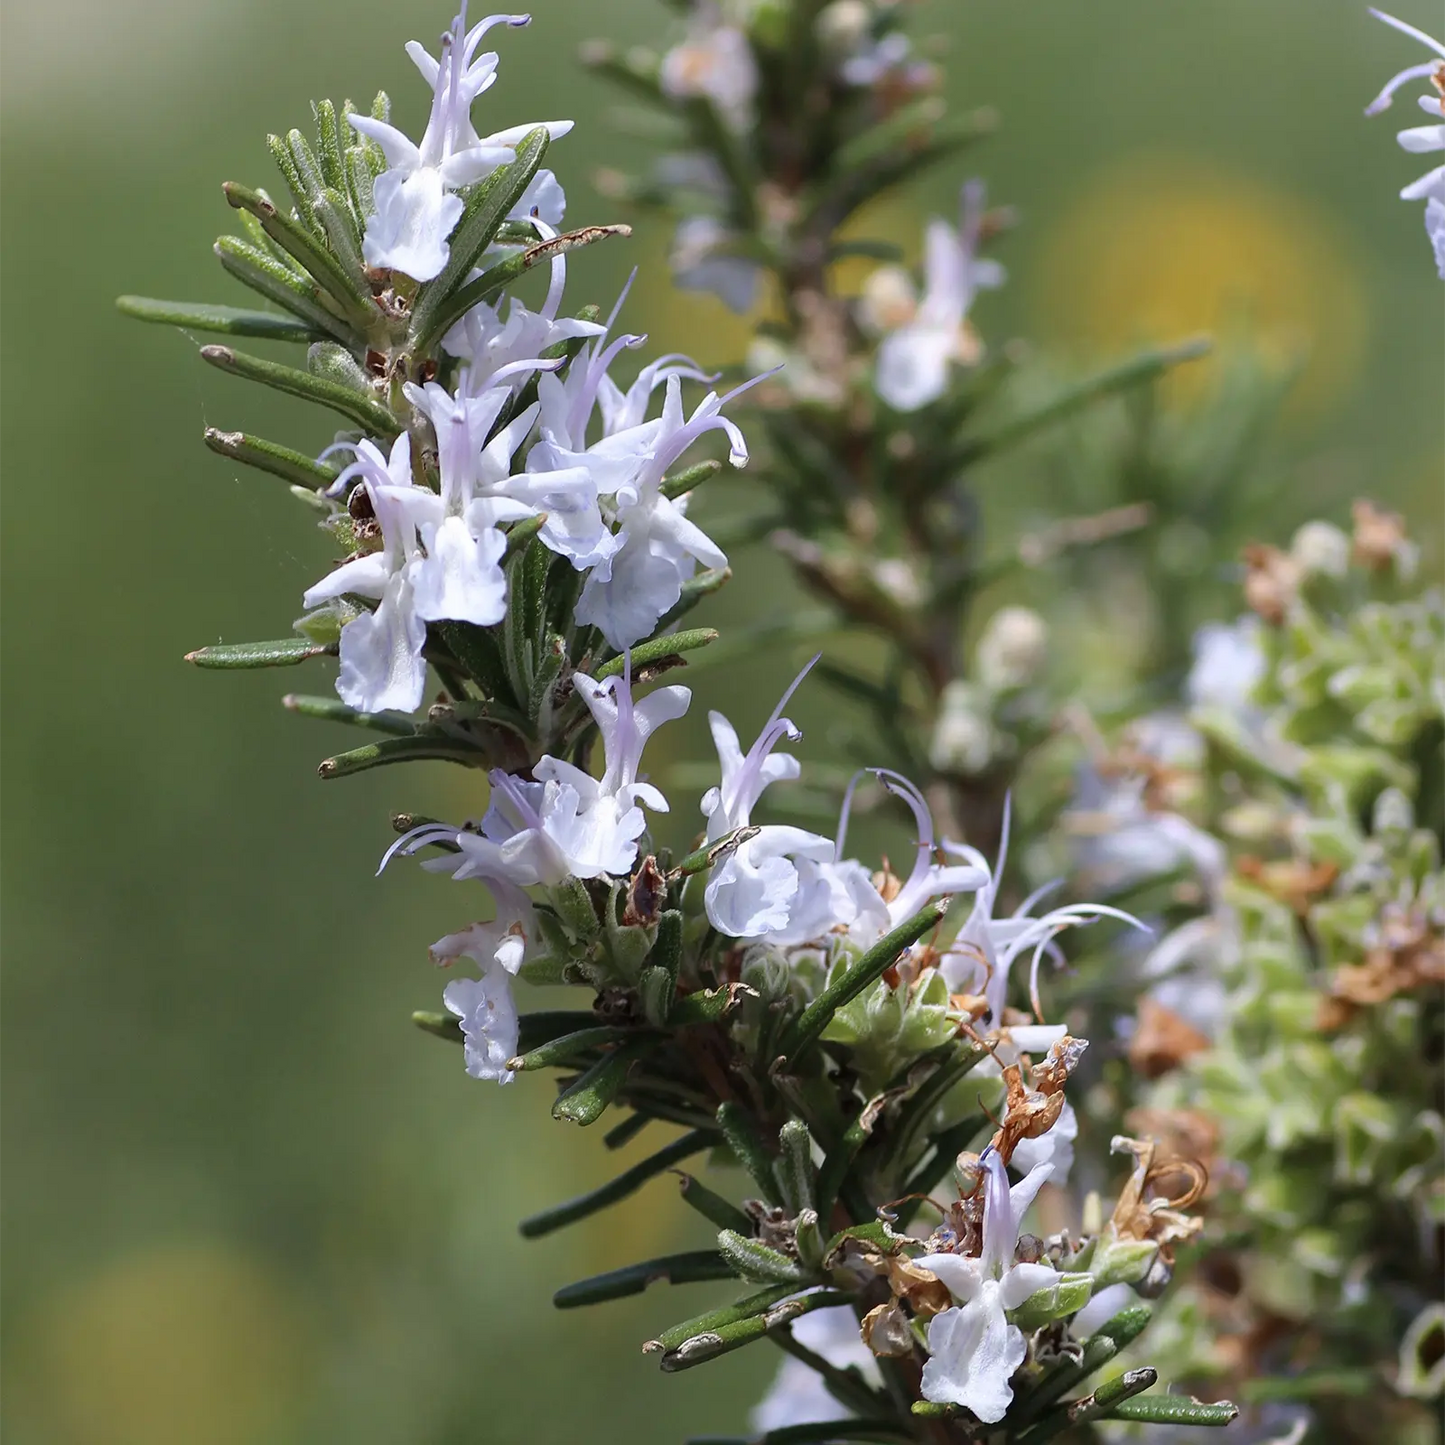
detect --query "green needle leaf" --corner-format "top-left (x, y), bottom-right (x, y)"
top-left (716, 1230), bottom-right (806, 1285)
top-left (199, 345), bottom-right (399, 435)
top-left (213, 236), bottom-right (352, 340)
top-left (411, 1010), bottom-right (460, 1043)
top-left (660, 457), bottom-right (722, 501)
top-left (647, 1284), bottom-right (798, 1354)
top-left (186, 638), bottom-right (334, 668)
top-left (408, 128), bottom-right (550, 348)
top-left (1019, 1369), bottom-right (1160, 1442)
top-left (640, 910), bottom-right (683, 1026)
top-left (593, 628), bottom-right (719, 680)
top-left (551, 1040), bottom-right (650, 1125)
top-left (507, 1025), bottom-right (648, 1073)
top-left (783, 901), bottom-right (948, 1065)
top-left (282, 694), bottom-right (416, 734)
top-left (266, 133), bottom-right (320, 232)
top-left (774, 1120), bottom-right (816, 1214)
top-left (602, 1112), bottom-right (651, 1151)
top-left (715, 1101), bottom-right (779, 1198)
top-left (953, 336), bottom-right (1211, 465)
top-left (1086, 1305), bottom-right (1153, 1350)
top-left (519, 1129), bottom-right (714, 1239)
top-left (669, 984), bottom-right (748, 1027)
top-left (116, 296), bottom-right (325, 341)
top-left (410, 222), bottom-right (631, 356)
top-left (1103, 1396), bottom-right (1238, 1425)
top-left (316, 735), bottom-right (487, 779)
top-left (656, 1289), bottom-right (855, 1373)
top-left (552, 1251), bottom-right (732, 1308)
top-left (675, 1173), bottom-right (754, 1235)
top-left (203, 429), bottom-right (339, 490)
top-left (311, 98), bottom-right (348, 193)
top-left (668, 827), bottom-right (760, 880)
top-left (815, 1116), bottom-right (869, 1226)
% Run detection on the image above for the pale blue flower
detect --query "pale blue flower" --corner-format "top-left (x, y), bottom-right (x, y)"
top-left (1366, 9), bottom-right (1445, 276)
top-left (917, 1151), bottom-right (1058, 1422)
top-left (871, 181), bottom-right (1005, 411)
top-left (351, 9), bottom-right (573, 280)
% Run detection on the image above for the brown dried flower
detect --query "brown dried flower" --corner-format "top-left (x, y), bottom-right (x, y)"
top-left (1318, 904), bottom-right (1445, 1029)
top-left (1236, 855), bottom-right (1339, 917)
top-left (1350, 498), bottom-right (1412, 572)
top-left (1241, 542), bottom-right (1301, 625)
top-left (1128, 998), bottom-right (1211, 1080)
top-left (989, 1035), bottom-right (1087, 1162)
top-left (1108, 1134), bottom-right (1206, 1264)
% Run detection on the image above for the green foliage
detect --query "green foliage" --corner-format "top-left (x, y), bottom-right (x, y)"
top-left (1133, 517), bottom-right (1444, 1441)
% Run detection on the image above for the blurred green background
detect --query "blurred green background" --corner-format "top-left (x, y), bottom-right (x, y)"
top-left (2, 2), bottom-right (1440, 1441)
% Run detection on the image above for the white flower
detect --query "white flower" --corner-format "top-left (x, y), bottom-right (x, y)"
top-left (752, 1302), bottom-right (880, 1434)
top-left (1187, 616), bottom-right (1265, 715)
top-left (400, 379), bottom-right (542, 626)
top-left (928, 680), bottom-right (997, 775)
top-left (917, 1151), bottom-right (1058, 1422)
top-left (520, 280), bottom-right (713, 571)
top-left (872, 180), bottom-right (1005, 411)
top-left (393, 662), bottom-right (691, 886)
top-left (528, 662), bottom-right (692, 875)
top-left (440, 219), bottom-right (606, 383)
top-left (1289, 519), bottom-right (1351, 579)
top-left (937, 798), bottom-right (1145, 1023)
top-left (701, 659), bottom-right (870, 941)
top-left (437, 921), bottom-right (523, 1083)
top-left (1427, 196), bottom-right (1445, 274)
top-left (670, 215), bottom-right (763, 313)
top-left (1011, 1099), bottom-right (1078, 1180)
top-left (701, 661), bottom-right (811, 844)
top-left (869, 771), bottom-right (989, 928)
top-left (1365, 10), bottom-right (1445, 277)
top-left (1069, 1281), bottom-right (1137, 1340)
top-left (839, 30), bottom-right (911, 86)
top-left (660, 4), bottom-right (758, 131)
top-left (302, 435), bottom-right (429, 713)
top-left (575, 371), bottom-right (764, 649)
top-left (975, 607), bottom-right (1049, 692)
top-left (350, 10), bottom-right (574, 281)
top-left (814, 1), bottom-right (871, 60)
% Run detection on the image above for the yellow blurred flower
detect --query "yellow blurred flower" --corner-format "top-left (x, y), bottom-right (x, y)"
top-left (1031, 156), bottom-right (1367, 416)
top-left (10, 1241), bottom-right (313, 1445)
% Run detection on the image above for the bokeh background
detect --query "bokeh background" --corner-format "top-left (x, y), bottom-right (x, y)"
top-left (3, 2), bottom-right (1441, 1441)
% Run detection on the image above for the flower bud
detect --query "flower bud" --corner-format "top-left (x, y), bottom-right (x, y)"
top-left (1091, 1237), bottom-right (1159, 1288)
top-left (874, 558), bottom-right (925, 609)
top-left (1289, 519), bottom-right (1350, 579)
top-left (1007, 1271), bottom-right (1096, 1331)
top-left (1241, 543), bottom-right (1301, 625)
top-left (858, 265), bottom-right (917, 335)
top-left (741, 943), bottom-right (793, 1003)
top-left (929, 680), bottom-right (996, 774)
top-left (1351, 499), bottom-right (1419, 578)
top-left (976, 606), bottom-right (1049, 691)
top-left (815, 1), bottom-right (872, 57)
